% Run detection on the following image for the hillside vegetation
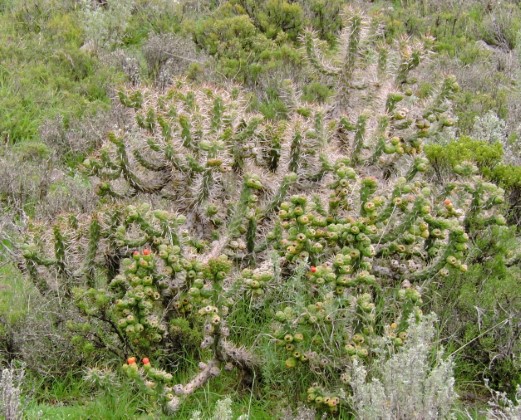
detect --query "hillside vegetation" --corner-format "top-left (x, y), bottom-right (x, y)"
top-left (0, 1), bottom-right (520, 419)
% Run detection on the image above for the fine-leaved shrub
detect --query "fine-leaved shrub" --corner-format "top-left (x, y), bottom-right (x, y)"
top-left (80, 0), bottom-right (136, 50)
top-left (0, 365), bottom-right (24, 420)
top-left (349, 314), bottom-right (456, 420)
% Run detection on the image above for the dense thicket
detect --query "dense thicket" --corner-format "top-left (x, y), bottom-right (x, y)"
top-left (0, 1), bottom-right (520, 418)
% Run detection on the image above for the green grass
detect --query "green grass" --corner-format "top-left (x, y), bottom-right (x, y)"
top-left (21, 369), bottom-right (280, 419)
top-left (0, 262), bottom-right (30, 325)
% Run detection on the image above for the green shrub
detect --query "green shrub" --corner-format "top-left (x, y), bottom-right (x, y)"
top-left (425, 137), bottom-right (521, 224)
top-left (430, 226), bottom-right (521, 394)
top-left (16, 11), bottom-right (507, 414)
top-left (1, 1), bottom-right (520, 416)
top-left (0, 5), bottom-right (121, 143)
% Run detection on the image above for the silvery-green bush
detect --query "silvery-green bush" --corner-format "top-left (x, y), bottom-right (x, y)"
top-left (81, 0), bottom-right (135, 50)
top-left (486, 383), bottom-right (521, 420)
top-left (349, 314), bottom-right (456, 420)
top-left (0, 366), bottom-right (24, 420)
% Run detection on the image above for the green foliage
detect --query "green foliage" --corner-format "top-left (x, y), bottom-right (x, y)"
top-left (124, 0), bottom-right (182, 46)
top-left (487, 163), bottom-right (521, 188)
top-left (304, 0), bottom-right (343, 44)
top-left (255, 0), bottom-right (304, 42)
top-left (425, 136), bottom-right (503, 172)
top-left (425, 137), bottom-right (521, 224)
top-left (302, 82), bottom-right (332, 104)
top-left (2, 1), bottom-right (520, 417)
top-left (16, 17), bottom-right (508, 413)
top-left (0, 3), bottom-right (121, 143)
top-left (0, 264), bottom-right (30, 363)
top-left (185, 0), bottom-right (344, 85)
top-left (430, 226), bottom-right (521, 393)
top-left (382, 1), bottom-right (521, 133)
top-left (190, 12), bottom-right (299, 84)
top-left (80, 0), bottom-right (136, 50)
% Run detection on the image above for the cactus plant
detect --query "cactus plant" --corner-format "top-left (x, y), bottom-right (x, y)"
top-left (17, 11), bottom-right (507, 414)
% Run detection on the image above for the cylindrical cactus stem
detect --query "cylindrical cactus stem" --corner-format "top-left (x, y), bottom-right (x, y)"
top-left (99, 145), bottom-right (120, 171)
top-left (133, 148), bottom-right (169, 172)
top-left (120, 237), bottom-right (149, 248)
top-left (370, 117), bottom-right (390, 164)
top-left (96, 182), bottom-right (126, 199)
top-left (179, 114), bottom-right (193, 150)
top-left (84, 216), bottom-right (101, 288)
top-left (246, 217), bottom-right (257, 254)
top-left (463, 183), bottom-right (485, 231)
top-left (262, 172), bottom-right (297, 220)
top-left (425, 75), bottom-right (460, 115)
top-left (105, 211), bottom-right (124, 280)
top-left (405, 157), bottom-right (429, 182)
top-left (197, 168), bottom-right (213, 204)
top-left (230, 118), bottom-right (262, 173)
top-left (263, 121), bottom-right (285, 172)
top-left (219, 339), bottom-right (260, 373)
top-left (307, 153), bottom-right (333, 182)
top-left (385, 92), bottom-right (405, 114)
top-left (409, 233), bottom-right (458, 281)
top-left (375, 181), bottom-right (411, 223)
top-left (376, 198), bottom-right (426, 243)
top-left (166, 360), bottom-right (221, 413)
top-left (135, 215), bottom-right (162, 239)
top-left (395, 40), bottom-right (424, 85)
top-left (146, 138), bottom-right (162, 153)
top-left (111, 133), bottom-right (171, 194)
top-left (337, 12), bottom-right (363, 110)
top-left (210, 96), bottom-right (224, 132)
top-left (118, 90), bottom-right (143, 109)
top-left (302, 31), bottom-right (338, 76)
top-left (279, 79), bottom-right (300, 111)
top-left (25, 260), bottom-right (51, 295)
top-left (228, 175), bottom-right (262, 239)
top-left (53, 224), bottom-right (70, 296)
top-left (351, 113), bottom-right (368, 165)
top-left (338, 117), bottom-right (355, 151)
top-left (360, 176), bottom-right (378, 208)
top-left (288, 129), bottom-right (303, 174)
top-left (146, 108), bottom-right (156, 133)
top-left (396, 52), bottom-right (421, 85)
top-left (376, 42), bottom-right (389, 80)
top-left (95, 166), bottom-right (122, 181)
top-left (313, 112), bottom-right (328, 147)
top-left (136, 110), bottom-right (155, 132)
top-left (198, 142), bottom-right (225, 204)
top-left (163, 141), bottom-right (189, 173)
top-left (157, 115), bottom-right (172, 141)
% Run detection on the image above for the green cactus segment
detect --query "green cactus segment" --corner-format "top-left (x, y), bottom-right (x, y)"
top-left (302, 31), bottom-right (338, 77)
top-left (351, 113), bottom-right (368, 165)
top-left (228, 175), bottom-right (263, 240)
top-left (288, 129), bottom-right (303, 174)
top-left (263, 121), bottom-right (285, 172)
top-left (53, 225), bottom-right (67, 278)
top-left (337, 13), bottom-right (363, 109)
top-left (111, 251), bottom-right (166, 353)
top-left (84, 217), bottom-right (101, 288)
